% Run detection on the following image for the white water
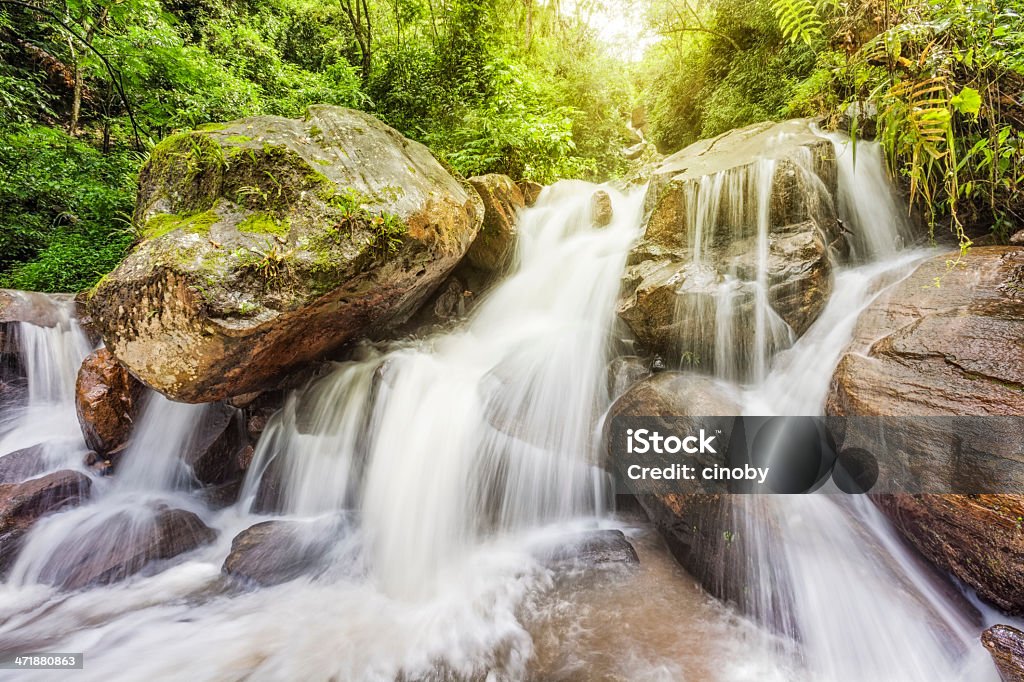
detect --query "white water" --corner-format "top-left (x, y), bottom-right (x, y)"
top-left (0, 295), bottom-right (92, 472)
top-left (0, 159), bottom-right (1002, 681)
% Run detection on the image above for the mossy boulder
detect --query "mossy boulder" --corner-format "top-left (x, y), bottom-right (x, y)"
top-left (89, 106), bottom-right (483, 402)
top-left (463, 174), bottom-right (524, 274)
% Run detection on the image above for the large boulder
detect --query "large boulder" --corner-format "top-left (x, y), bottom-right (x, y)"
top-left (0, 470), bottom-right (91, 573)
top-left (983, 624), bottom-right (1024, 682)
top-left (75, 348), bottom-right (145, 454)
top-left (826, 247), bottom-right (1024, 614)
top-left (0, 444), bottom-right (48, 484)
top-left (828, 247), bottom-right (1024, 417)
top-left (463, 174), bottom-right (524, 273)
top-left (604, 373), bottom-right (772, 620)
top-left (88, 106), bottom-right (483, 402)
top-left (873, 495), bottom-right (1024, 615)
top-left (618, 120), bottom-right (841, 379)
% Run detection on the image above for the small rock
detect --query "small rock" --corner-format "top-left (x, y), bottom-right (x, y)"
top-left (222, 519), bottom-right (336, 586)
top-left (0, 470), bottom-right (92, 573)
top-left (591, 190), bottom-right (613, 227)
top-left (0, 444), bottom-right (48, 484)
top-left (75, 348), bottom-right (144, 454)
top-left (983, 624), bottom-right (1024, 682)
top-left (545, 529), bottom-right (639, 570)
top-left (185, 403), bottom-right (247, 485)
top-left (518, 180), bottom-right (543, 207)
top-left (1010, 229), bottom-right (1024, 245)
top-left (465, 174), bottom-right (525, 273)
top-left (38, 506), bottom-right (215, 590)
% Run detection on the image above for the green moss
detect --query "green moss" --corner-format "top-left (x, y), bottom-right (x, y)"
top-left (238, 213), bottom-right (290, 237)
top-left (226, 135), bottom-right (254, 144)
top-left (143, 209), bottom-right (220, 240)
top-left (196, 123), bottom-right (228, 132)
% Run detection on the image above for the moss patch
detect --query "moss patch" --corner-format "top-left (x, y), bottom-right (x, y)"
top-left (238, 213), bottom-right (290, 237)
top-left (226, 135), bottom-right (254, 144)
top-left (143, 209), bottom-right (220, 240)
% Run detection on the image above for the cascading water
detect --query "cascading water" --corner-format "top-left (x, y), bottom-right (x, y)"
top-left (0, 159), bottom-right (1005, 681)
top-left (242, 181), bottom-right (645, 598)
top-left (0, 294), bottom-right (92, 471)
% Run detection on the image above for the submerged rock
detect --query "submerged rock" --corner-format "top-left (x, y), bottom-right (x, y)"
top-left (89, 106), bottom-right (483, 403)
top-left (75, 348), bottom-right (144, 454)
top-left (543, 529), bottom-right (639, 570)
top-left (983, 624), bottom-right (1024, 682)
top-left (222, 519), bottom-right (336, 586)
top-left (618, 119), bottom-right (841, 379)
top-left (464, 174), bottom-right (524, 274)
top-left (0, 470), bottom-right (91, 573)
top-left (0, 444), bottom-right (48, 484)
top-left (39, 506), bottom-right (216, 590)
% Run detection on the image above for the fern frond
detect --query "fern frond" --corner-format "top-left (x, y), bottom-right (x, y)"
top-left (771, 0), bottom-right (823, 47)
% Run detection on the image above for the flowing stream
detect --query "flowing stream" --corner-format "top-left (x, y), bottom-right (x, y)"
top-left (0, 138), bottom-right (1006, 681)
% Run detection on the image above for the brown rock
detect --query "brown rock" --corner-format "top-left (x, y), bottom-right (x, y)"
top-left (543, 529), bottom-right (639, 570)
top-left (827, 247), bottom-right (1024, 417)
top-left (222, 518), bottom-right (337, 585)
top-left (826, 247), bottom-right (1024, 614)
top-left (983, 624), bottom-right (1024, 682)
top-left (618, 120), bottom-right (840, 379)
top-left (518, 180), bottom-right (543, 207)
top-left (465, 174), bottom-right (525, 273)
top-left (88, 106), bottom-right (483, 403)
top-left (37, 506), bottom-right (215, 590)
top-left (0, 470), bottom-right (92, 573)
top-left (1010, 229), bottom-right (1024, 246)
top-left (186, 403), bottom-right (247, 485)
top-left (75, 347), bottom-right (144, 454)
top-left (0, 444), bottom-right (48, 484)
top-left (591, 190), bottom-right (613, 227)
top-left (873, 495), bottom-right (1024, 614)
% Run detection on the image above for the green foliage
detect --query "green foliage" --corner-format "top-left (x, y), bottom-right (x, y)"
top-left (1, 0), bottom-right (635, 292)
top-left (771, 0), bottom-right (824, 47)
top-left (0, 125), bottom-right (136, 291)
top-left (641, 0), bottom-right (815, 151)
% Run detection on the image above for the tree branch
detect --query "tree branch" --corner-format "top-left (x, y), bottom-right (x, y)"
top-left (0, 0), bottom-right (143, 150)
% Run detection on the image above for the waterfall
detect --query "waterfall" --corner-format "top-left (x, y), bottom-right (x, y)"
top-left (820, 130), bottom-right (915, 259)
top-left (0, 294), bottom-right (92, 469)
top-left (242, 181), bottom-right (646, 598)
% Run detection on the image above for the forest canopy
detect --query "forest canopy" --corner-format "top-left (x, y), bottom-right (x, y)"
top-left (1, 0), bottom-right (1022, 291)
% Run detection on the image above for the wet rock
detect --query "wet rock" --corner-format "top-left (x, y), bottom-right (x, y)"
top-left (0, 444), bottom-right (48, 484)
top-left (591, 190), bottom-right (613, 227)
top-left (186, 403), bottom-right (247, 485)
top-left (544, 529), bottom-right (639, 570)
top-left (873, 495), bottom-right (1024, 615)
top-left (983, 624), bottom-right (1024, 682)
top-left (518, 180), bottom-right (543, 207)
top-left (41, 506), bottom-right (216, 590)
top-left (464, 174), bottom-right (525, 274)
top-left (75, 347), bottom-right (145, 454)
top-left (88, 106), bottom-right (483, 403)
top-left (197, 479), bottom-right (243, 509)
top-left (222, 519), bottom-right (335, 586)
top-left (0, 470), bottom-right (91, 573)
top-left (607, 355), bottom-right (650, 399)
top-left (1011, 229), bottom-right (1024, 246)
top-left (603, 374), bottom-right (779, 623)
top-left (621, 143), bottom-right (646, 161)
top-left (0, 289), bottom-right (77, 328)
top-left (618, 120), bottom-right (840, 378)
top-left (828, 247), bottom-right (1024, 417)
